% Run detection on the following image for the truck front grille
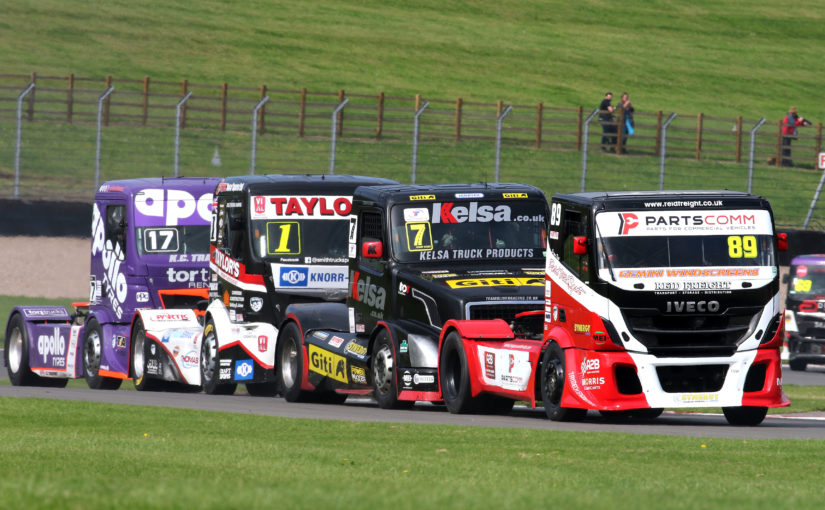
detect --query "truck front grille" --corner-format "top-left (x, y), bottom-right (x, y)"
top-left (621, 306), bottom-right (761, 357)
top-left (466, 301), bottom-right (543, 323)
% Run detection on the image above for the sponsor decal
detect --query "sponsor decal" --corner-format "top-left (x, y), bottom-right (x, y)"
top-left (400, 339), bottom-right (408, 353)
top-left (581, 357), bottom-right (600, 374)
top-left (618, 212), bottom-right (639, 235)
top-left (404, 207), bottom-right (430, 222)
top-left (150, 344), bottom-right (156, 355)
top-left (398, 282), bottom-right (409, 295)
top-left (402, 371), bottom-right (413, 387)
top-left (432, 202), bottom-right (511, 224)
top-left (219, 367), bottom-right (232, 380)
top-left (666, 300), bottom-right (720, 313)
top-left (280, 267), bottom-right (308, 286)
top-left (345, 340), bottom-right (367, 357)
top-left (502, 192), bottom-right (527, 199)
top-left (409, 194), bottom-right (435, 201)
top-left (136, 291), bottom-right (150, 303)
top-left (217, 182), bottom-right (245, 193)
top-left (350, 366), bottom-right (367, 384)
top-left (548, 230), bottom-right (559, 240)
top-left (308, 344), bottom-right (348, 383)
top-left (23, 307), bottom-right (67, 319)
top-left (213, 249), bottom-right (241, 279)
top-left (36, 327), bottom-right (66, 365)
top-left (329, 336), bottom-right (345, 348)
top-left (599, 209), bottom-right (773, 237)
top-left (676, 393), bottom-right (719, 404)
top-left (455, 192), bottom-right (484, 199)
top-left (220, 359), bottom-right (232, 367)
top-left (593, 331), bottom-right (608, 346)
top-left (91, 203), bottom-right (128, 319)
top-left (356, 324), bottom-right (365, 333)
top-left (313, 331), bottom-right (330, 340)
top-left (180, 350), bottom-right (199, 369)
top-left (573, 323), bottom-right (590, 335)
top-left (257, 335), bottom-right (268, 352)
top-left (167, 268), bottom-right (210, 288)
top-left (797, 265), bottom-right (809, 277)
top-left (252, 195), bottom-right (353, 219)
top-left (413, 373), bottom-right (435, 385)
top-left (445, 277), bottom-right (543, 289)
top-left (234, 360), bottom-right (254, 381)
top-left (249, 297), bottom-right (264, 312)
top-left (479, 347), bottom-right (530, 391)
top-left (134, 188), bottom-right (213, 226)
top-left (146, 359), bottom-right (160, 375)
top-left (351, 271), bottom-right (387, 310)
top-left (112, 335), bottom-right (127, 351)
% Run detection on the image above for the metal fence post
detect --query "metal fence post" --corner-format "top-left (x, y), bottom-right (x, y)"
top-left (747, 118), bottom-right (767, 194)
top-left (329, 98), bottom-right (349, 175)
top-left (658, 113), bottom-right (678, 190)
top-left (579, 109), bottom-right (599, 192)
top-left (174, 91), bottom-right (194, 177)
top-left (494, 105), bottom-right (513, 183)
top-left (95, 86), bottom-right (115, 189)
top-left (249, 96), bottom-right (270, 175)
top-left (13, 82), bottom-right (36, 199)
top-left (411, 101), bottom-right (430, 184)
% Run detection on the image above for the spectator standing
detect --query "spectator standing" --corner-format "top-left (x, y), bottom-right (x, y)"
top-left (619, 92), bottom-right (635, 154)
top-left (599, 92), bottom-right (616, 151)
top-left (781, 106), bottom-right (811, 167)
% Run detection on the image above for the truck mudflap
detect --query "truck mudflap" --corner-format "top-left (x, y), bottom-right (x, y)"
top-left (136, 309), bottom-right (203, 385)
top-left (206, 300), bottom-right (277, 383)
top-left (11, 306), bottom-right (84, 379)
top-left (559, 347), bottom-right (789, 411)
top-left (303, 329), bottom-right (371, 391)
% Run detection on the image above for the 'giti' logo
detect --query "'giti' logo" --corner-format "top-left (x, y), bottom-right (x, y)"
top-left (618, 212), bottom-right (638, 235)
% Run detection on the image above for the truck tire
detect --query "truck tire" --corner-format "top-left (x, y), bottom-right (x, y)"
top-left (131, 318), bottom-right (166, 391)
top-left (83, 318), bottom-right (122, 390)
top-left (789, 358), bottom-right (807, 371)
top-left (723, 406), bottom-right (768, 426)
top-left (200, 319), bottom-right (236, 395)
top-left (372, 329), bottom-right (413, 409)
top-left (276, 322), bottom-right (310, 402)
top-left (540, 342), bottom-right (586, 422)
top-left (439, 331), bottom-right (478, 414)
top-left (5, 313), bottom-right (38, 386)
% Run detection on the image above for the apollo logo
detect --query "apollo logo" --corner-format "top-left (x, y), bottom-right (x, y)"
top-left (91, 204), bottom-right (128, 319)
top-left (37, 327), bottom-right (66, 363)
top-left (134, 189), bottom-right (212, 225)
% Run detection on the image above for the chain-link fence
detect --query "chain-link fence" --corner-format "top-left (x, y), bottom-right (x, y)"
top-left (2, 73), bottom-right (824, 228)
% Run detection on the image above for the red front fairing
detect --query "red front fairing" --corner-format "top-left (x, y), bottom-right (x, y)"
top-left (461, 338), bottom-right (543, 406)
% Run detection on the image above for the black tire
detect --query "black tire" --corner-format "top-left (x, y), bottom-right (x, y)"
top-left (200, 319), bottom-right (236, 395)
top-left (276, 322), bottom-right (309, 402)
top-left (5, 313), bottom-right (38, 386)
top-left (83, 318), bottom-right (122, 390)
top-left (372, 329), bottom-right (413, 409)
top-left (439, 331), bottom-right (477, 414)
top-left (540, 342), bottom-right (586, 422)
top-left (131, 318), bottom-right (166, 391)
top-left (789, 358), bottom-right (807, 372)
top-left (723, 406), bottom-right (768, 426)
top-left (246, 382), bottom-right (278, 397)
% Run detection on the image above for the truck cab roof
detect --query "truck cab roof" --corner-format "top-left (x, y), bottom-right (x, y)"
top-left (217, 174), bottom-right (398, 196)
top-left (552, 190), bottom-right (771, 210)
top-left (353, 182), bottom-right (545, 205)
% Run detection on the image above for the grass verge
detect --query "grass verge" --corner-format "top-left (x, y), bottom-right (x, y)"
top-left (1, 397), bottom-right (824, 510)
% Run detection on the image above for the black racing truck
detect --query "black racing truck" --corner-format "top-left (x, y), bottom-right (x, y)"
top-left (131, 174), bottom-right (396, 395)
top-left (276, 183), bottom-right (550, 410)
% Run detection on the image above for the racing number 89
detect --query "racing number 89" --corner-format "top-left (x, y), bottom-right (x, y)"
top-left (727, 235), bottom-right (757, 259)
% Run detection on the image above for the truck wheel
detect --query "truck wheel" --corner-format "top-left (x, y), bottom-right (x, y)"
top-left (246, 382), bottom-right (277, 397)
top-left (83, 318), bottom-right (122, 390)
top-left (200, 319), bottom-right (236, 395)
top-left (131, 318), bottom-right (165, 392)
top-left (5, 313), bottom-right (38, 386)
top-left (789, 358), bottom-right (807, 371)
top-left (723, 406), bottom-right (768, 426)
top-left (540, 342), bottom-right (586, 422)
top-left (439, 331), bottom-right (477, 414)
top-left (372, 330), bottom-right (413, 409)
top-left (276, 322), bottom-right (309, 402)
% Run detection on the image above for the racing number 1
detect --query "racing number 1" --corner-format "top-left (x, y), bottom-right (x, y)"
top-left (728, 235), bottom-right (757, 258)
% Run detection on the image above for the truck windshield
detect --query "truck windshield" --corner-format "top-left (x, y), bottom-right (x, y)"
top-left (252, 219), bottom-right (350, 262)
top-left (595, 209), bottom-right (776, 281)
top-left (390, 200), bottom-right (547, 263)
top-left (136, 226), bottom-right (210, 256)
top-left (789, 265), bottom-right (825, 295)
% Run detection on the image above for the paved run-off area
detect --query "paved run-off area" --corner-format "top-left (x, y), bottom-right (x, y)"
top-left (0, 236), bottom-right (90, 298)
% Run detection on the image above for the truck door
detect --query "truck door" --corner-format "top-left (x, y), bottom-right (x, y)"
top-left (351, 208), bottom-right (389, 334)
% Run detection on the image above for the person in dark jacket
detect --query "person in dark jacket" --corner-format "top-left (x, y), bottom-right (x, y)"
top-left (599, 92), bottom-right (616, 151)
top-left (781, 106), bottom-right (811, 167)
top-left (618, 92), bottom-right (635, 154)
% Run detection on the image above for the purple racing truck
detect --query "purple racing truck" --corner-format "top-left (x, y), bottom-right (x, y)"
top-left (4, 177), bottom-right (219, 389)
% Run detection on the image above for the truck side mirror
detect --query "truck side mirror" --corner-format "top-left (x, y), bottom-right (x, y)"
top-left (776, 232), bottom-right (788, 252)
top-left (573, 236), bottom-right (588, 255)
top-left (362, 240), bottom-right (383, 259)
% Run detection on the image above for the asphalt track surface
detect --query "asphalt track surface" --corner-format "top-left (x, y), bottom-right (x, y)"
top-left (2, 350), bottom-right (824, 440)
